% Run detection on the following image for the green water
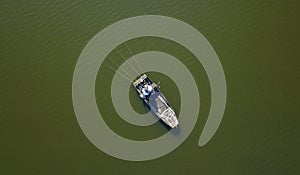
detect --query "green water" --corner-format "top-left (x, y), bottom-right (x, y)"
top-left (1, 1), bottom-right (299, 174)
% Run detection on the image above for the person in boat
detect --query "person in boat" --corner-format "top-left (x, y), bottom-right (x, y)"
top-left (139, 84), bottom-right (153, 98)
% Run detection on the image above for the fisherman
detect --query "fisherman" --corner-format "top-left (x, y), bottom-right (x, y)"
top-left (140, 84), bottom-right (153, 98)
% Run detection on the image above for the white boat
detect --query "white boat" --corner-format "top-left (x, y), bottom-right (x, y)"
top-left (133, 74), bottom-right (179, 128)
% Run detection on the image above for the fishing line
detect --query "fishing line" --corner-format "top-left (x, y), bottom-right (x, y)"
top-left (124, 42), bottom-right (144, 74)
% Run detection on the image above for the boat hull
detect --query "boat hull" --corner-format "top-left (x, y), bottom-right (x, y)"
top-left (133, 74), bottom-right (179, 128)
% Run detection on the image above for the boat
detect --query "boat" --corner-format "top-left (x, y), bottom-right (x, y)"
top-left (132, 74), bottom-right (179, 128)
